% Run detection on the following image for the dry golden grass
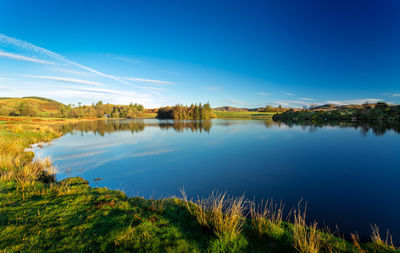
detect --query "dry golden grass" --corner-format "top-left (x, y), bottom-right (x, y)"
top-left (370, 224), bottom-right (396, 250)
top-left (292, 203), bottom-right (321, 253)
top-left (181, 190), bottom-right (247, 240)
top-left (250, 199), bottom-right (285, 238)
top-left (351, 233), bottom-right (366, 253)
top-left (1, 158), bottom-right (57, 190)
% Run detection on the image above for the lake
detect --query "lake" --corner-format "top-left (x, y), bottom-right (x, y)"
top-left (34, 118), bottom-right (400, 241)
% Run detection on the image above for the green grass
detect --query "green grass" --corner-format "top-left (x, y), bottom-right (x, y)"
top-left (214, 111), bottom-right (275, 119)
top-left (138, 112), bottom-right (157, 118)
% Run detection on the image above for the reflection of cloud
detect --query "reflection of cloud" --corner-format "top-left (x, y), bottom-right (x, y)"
top-left (130, 148), bottom-right (177, 158)
top-left (60, 151), bottom-right (131, 173)
top-left (54, 150), bottom-right (106, 161)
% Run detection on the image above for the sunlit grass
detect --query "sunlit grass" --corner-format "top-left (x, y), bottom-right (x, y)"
top-left (214, 111), bottom-right (275, 118)
top-left (250, 199), bottom-right (285, 240)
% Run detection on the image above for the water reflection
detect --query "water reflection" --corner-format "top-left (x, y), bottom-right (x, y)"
top-left (37, 118), bottom-right (400, 241)
top-left (54, 119), bottom-right (215, 136)
top-left (53, 118), bottom-right (400, 137)
top-left (273, 120), bottom-right (400, 136)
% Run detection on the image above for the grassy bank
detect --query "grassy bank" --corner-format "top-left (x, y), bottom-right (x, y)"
top-left (0, 117), bottom-right (398, 252)
top-left (214, 111), bottom-right (275, 119)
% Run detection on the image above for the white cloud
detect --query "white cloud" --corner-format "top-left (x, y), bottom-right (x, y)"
top-left (0, 33), bottom-right (175, 107)
top-left (284, 92), bottom-right (294, 96)
top-left (49, 67), bottom-right (93, 76)
top-left (106, 54), bottom-right (140, 64)
top-left (204, 85), bottom-right (222, 92)
top-left (60, 86), bottom-right (124, 95)
top-left (224, 99), bottom-right (250, 106)
top-left (300, 98), bottom-right (313, 101)
top-left (256, 92), bottom-right (271, 96)
top-left (24, 75), bottom-right (105, 86)
top-left (0, 33), bottom-right (130, 85)
top-left (324, 98), bottom-right (382, 106)
top-left (123, 77), bottom-right (174, 85)
top-left (391, 94), bottom-right (400, 97)
top-left (0, 51), bottom-right (55, 65)
top-left (273, 100), bottom-right (322, 108)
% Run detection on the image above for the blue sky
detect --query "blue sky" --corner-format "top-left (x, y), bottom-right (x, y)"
top-left (0, 0), bottom-right (399, 108)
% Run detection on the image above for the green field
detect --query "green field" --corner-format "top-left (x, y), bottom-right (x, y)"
top-left (214, 111), bottom-right (275, 119)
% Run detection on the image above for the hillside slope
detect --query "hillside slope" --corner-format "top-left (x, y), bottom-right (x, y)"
top-left (0, 97), bottom-right (65, 117)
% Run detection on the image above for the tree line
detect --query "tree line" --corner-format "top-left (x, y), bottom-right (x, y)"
top-left (59, 101), bottom-right (145, 118)
top-left (273, 102), bottom-right (400, 123)
top-left (157, 102), bottom-right (216, 120)
top-left (1, 100), bottom-right (145, 119)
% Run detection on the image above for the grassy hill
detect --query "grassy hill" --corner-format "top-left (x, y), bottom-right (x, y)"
top-left (0, 97), bottom-right (65, 117)
top-left (0, 97), bottom-right (157, 119)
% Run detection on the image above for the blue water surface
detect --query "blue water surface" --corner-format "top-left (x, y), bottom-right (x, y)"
top-left (34, 119), bottom-right (400, 241)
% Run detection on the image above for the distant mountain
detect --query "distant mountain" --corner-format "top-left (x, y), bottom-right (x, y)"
top-left (213, 106), bottom-right (261, 112)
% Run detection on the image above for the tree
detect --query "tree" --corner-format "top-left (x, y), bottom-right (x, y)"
top-left (18, 102), bottom-right (38, 117)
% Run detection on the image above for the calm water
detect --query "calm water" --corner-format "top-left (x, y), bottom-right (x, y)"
top-left (35, 119), bottom-right (400, 241)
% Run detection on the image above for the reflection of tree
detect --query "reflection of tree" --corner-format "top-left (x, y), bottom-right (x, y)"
top-left (159, 120), bottom-right (212, 133)
top-left (275, 120), bottom-right (400, 136)
top-left (54, 119), bottom-right (213, 135)
top-left (262, 119), bottom-right (274, 128)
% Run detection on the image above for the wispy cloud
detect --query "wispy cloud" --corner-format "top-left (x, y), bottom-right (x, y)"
top-left (0, 51), bottom-right (55, 65)
top-left (284, 92), bottom-right (294, 96)
top-left (0, 33), bottom-right (130, 85)
top-left (204, 85), bottom-right (222, 92)
top-left (324, 98), bottom-right (382, 106)
top-left (24, 75), bottom-right (105, 86)
top-left (106, 54), bottom-right (140, 64)
top-left (59, 86), bottom-right (125, 95)
top-left (123, 77), bottom-right (174, 85)
top-left (224, 99), bottom-right (249, 106)
top-left (391, 94), bottom-right (400, 97)
top-left (257, 92), bottom-right (271, 96)
top-left (300, 98), bottom-right (313, 101)
top-left (49, 67), bottom-right (93, 76)
top-left (0, 33), bottom-right (175, 107)
top-left (274, 100), bottom-right (321, 108)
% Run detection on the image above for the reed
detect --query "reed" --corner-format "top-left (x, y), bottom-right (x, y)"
top-left (370, 224), bottom-right (396, 251)
top-left (181, 190), bottom-right (247, 240)
top-left (292, 203), bottom-right (321, 253)
top-left (250, 199), bottom-right (285, 239)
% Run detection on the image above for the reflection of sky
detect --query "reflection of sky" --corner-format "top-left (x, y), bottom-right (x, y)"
top-left (34, 119), bottom-right (400, 242)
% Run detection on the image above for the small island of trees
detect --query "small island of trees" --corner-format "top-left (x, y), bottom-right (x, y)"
top-left (157, 102), bottom-right (216, 120)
